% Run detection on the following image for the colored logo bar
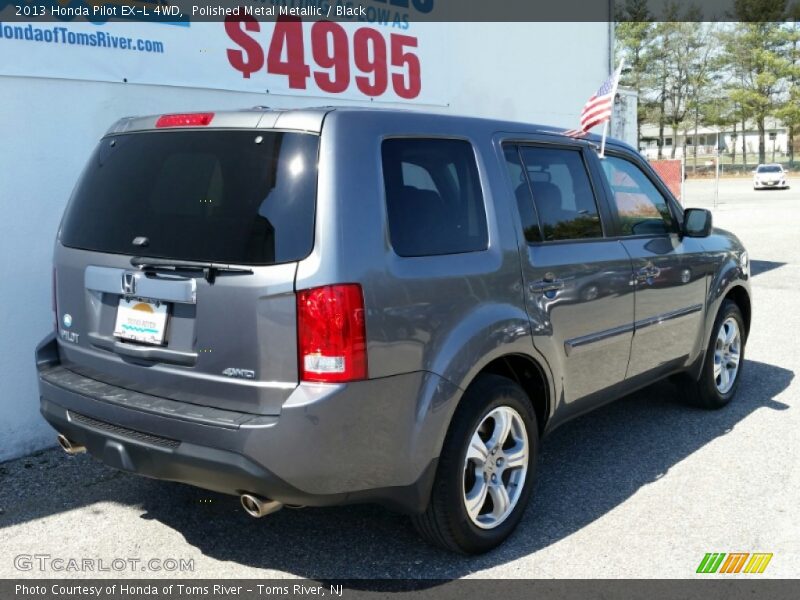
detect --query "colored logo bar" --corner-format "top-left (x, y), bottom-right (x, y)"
top-left (697, 553), bottom-right (773, 574)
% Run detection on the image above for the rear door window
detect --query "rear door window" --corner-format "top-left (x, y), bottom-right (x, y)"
top-left (60, 130), bottom-right (319, 265)
top-left (503, 144), bottom-right (542, 243)
top-left (382, 138), bottom-right (488, 257)
top-left (517, 146), bottom-right (603, 241)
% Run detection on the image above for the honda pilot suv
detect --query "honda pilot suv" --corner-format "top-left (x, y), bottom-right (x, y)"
top-left (37, 107), bottom-right (751, 554)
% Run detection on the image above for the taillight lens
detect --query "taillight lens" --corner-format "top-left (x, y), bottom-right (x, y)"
top-left (297, 284), bottom-right (367, 383)
top-left (155, 112), bottom-right (214, 128)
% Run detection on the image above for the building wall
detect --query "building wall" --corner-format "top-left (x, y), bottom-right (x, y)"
top-left (0, 22), bottom-right (610, 461)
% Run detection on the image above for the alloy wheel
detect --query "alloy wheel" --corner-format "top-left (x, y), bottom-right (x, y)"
top-left (714, 317), bottom-right (741, 394)
top-left (462, 406), bottom-right (529, 529)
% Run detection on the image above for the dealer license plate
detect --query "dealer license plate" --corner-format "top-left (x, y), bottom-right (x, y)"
top-left (113, 298), bottom-right (169, 345)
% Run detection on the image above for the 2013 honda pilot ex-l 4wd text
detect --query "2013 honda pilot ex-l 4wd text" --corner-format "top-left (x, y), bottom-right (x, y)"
top-left (37, 107), bottom-right (751, 554)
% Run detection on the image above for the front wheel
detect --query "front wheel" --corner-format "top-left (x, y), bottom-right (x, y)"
top-left (680, 300), bottom-right (746, 409)
top-left (412, 374), bottom-right (538, 554)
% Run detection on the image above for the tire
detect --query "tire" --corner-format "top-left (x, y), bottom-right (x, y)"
top-left (680, 300), bottom-right (746, 409)
top-left (412, 374), bottom-right (538, 554)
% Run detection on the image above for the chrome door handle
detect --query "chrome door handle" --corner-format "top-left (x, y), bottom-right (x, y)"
top-left (529, 279), bottom-right (565, 294)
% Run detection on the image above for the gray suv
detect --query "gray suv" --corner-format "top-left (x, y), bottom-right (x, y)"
top-left (36, 107), bottom-right (751, 554)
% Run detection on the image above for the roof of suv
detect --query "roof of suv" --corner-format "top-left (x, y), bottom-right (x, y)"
top-left (105, 106), bottom-right (632, 151)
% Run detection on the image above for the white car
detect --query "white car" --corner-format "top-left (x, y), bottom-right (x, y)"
top-left (753, 164), bottom-right (789, 189)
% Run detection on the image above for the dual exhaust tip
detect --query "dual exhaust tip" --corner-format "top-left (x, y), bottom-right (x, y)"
top-left (57, 434), bottom-right (86, 456)
top-left (58, 435), bottom-right (282, 518)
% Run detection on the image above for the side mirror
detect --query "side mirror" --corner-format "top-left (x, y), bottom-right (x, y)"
top-left (683, 208), bottom-right (713, 238)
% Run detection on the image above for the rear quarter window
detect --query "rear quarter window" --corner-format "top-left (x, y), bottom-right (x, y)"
top-left (381, 138), bottom-right (488, 257)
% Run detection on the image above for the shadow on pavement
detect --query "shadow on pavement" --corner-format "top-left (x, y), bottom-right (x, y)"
top-left (0, 359), bottom-right (791, 581)
top-left (750, 259), bottom-right (786, 277)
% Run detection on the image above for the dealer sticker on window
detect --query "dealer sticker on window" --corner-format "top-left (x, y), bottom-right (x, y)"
top-left (113, 298), bottom-right (169, 345)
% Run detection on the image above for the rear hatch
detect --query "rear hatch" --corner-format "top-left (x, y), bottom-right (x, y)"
top-left (54, 126), bottom-right (320, 415)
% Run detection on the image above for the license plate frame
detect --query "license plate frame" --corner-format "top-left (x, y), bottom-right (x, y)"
top-left (113, 297), bottom-right (169, 346)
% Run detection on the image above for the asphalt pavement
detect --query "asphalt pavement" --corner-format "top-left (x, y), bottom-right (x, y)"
top-left (1, 177), bottom-right (798, 579)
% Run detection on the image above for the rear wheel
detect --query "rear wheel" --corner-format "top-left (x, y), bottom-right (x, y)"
top-left (680, 300), bottom-right (745, 409)
top-left (413, 374), bottom-right (537, 554)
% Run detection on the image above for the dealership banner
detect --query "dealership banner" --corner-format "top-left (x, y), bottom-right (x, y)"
top-left (0, 0), bottom-right (770, 22)
top-left (4, 579), bottom-right (800, 600)
top-left (0, 11), bottom-right (448, 104)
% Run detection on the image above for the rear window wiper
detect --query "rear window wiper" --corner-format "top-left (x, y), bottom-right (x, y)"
top-left (131, 257), bottom-right (254, 284)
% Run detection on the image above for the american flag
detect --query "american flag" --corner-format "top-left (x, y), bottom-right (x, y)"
top-left (564, 63), bottom-right (622, 138)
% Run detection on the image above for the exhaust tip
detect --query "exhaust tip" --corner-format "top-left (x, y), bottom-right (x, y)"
top-left (57, 434), bottom-right (86, 455)
top-left (240, 493), bottom-right (282, 518)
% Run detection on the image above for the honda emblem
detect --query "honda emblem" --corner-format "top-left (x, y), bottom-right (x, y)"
top-left (122, 272), bottom-right (136, 295)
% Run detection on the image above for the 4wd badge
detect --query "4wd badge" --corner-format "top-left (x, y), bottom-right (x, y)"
top-left (222, 368), bottom-right (255, 379)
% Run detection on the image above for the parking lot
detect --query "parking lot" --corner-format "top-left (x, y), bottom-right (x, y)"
top-left (1, 177), bottom-right (798, 579)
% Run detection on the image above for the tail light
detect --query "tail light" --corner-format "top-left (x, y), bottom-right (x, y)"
top-left (52, 268), bottom-right (58, 331)
top-left (297, 284), bottom-right (367, 383)
top-left (155, 112), bottom-right (215, 128)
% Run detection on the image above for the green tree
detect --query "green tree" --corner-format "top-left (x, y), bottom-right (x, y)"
top-left (614, 1), bottom-right (797, 167)
top-left (732, 0), bottom-right (788, 21)
top-left (685, 23), bottom-right (719, 171)
top-left (722, 5), bottom-right (791, 163)
top-left (776, 20), bottom-right (800, 166)
top-left (701, 93), bottom-right (739, 164)
top-left (659, 21), bottom-right (697, 159)
top-left (646, 4), bottom-right (707, 160)
top-left (615, 0), bottom-right (655, 147)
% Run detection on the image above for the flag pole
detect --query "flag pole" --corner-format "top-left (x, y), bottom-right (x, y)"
top-left (599, 58), bottom-right (624, 159)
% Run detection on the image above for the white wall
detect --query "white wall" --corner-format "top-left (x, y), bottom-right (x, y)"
top-left (0, 22), bottom-right (609, 461)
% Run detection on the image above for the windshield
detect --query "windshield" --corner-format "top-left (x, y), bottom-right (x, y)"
top-left (60, 130), bottom-right (319, 265)
top-left (757, 165), bottom-right (782, 173)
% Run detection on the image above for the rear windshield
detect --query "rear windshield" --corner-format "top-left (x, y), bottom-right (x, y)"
top-left (757, 165), bottom-right (781, 173)
top-left (60, 130), bottom-right (319, 265)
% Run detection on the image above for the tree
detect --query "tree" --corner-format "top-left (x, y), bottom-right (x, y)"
top-left (618, 2), bottom-right (688, 158)
top-left (658, 21), bottom-right (698, 159)
top-left (641, 4), bottom-right (709, 160)
top-left (702, 94), bottom-right (739, 164)
top-left (776, 20), bottom-right (800, 166)
top-left (685, 23), bottom-right (718, 171)
top-left (617, 2), bottom-right (797, 167)
top-left (651, 28), bottom-right (671, 158)
top-left (721, 5), bottom-right (791, 163)
top-left (615, 0), bottom-right (655, 147)
top-left (732, 0), bottom-right (788, 21)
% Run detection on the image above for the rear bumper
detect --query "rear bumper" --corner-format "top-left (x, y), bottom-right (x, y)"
top-left (36, 334), bottom-right (456, 513)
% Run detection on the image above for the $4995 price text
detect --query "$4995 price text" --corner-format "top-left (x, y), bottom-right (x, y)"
top-left (225, 16), bottom-right (422, 99)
